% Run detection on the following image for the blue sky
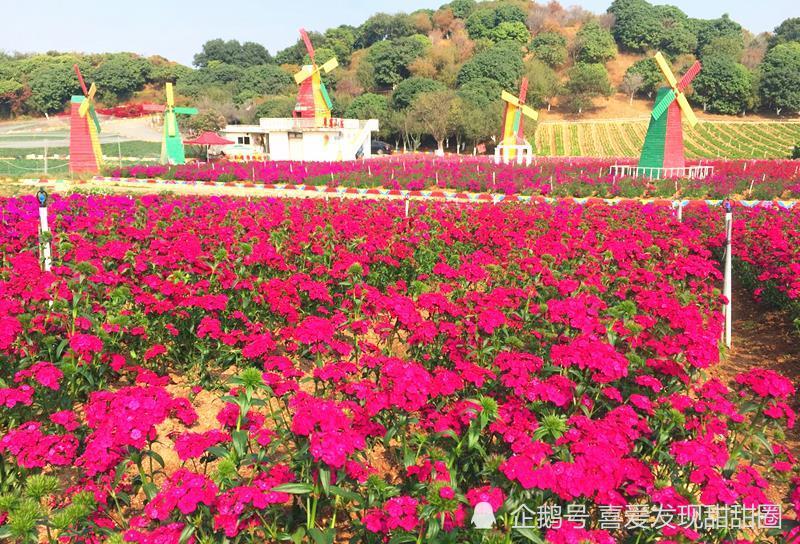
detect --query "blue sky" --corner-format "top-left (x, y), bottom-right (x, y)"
top-left (0, 0), bottom-right (796, 66)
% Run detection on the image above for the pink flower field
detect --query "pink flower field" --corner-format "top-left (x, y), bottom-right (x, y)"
top-left (111, 157), bottom-right (800, 200)
top-left (1, 193), bottom-right (799, 543)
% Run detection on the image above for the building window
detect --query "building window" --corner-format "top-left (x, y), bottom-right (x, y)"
top-left (288, 132), bottom-right (303, 139)
top-left (237, 136), bottom-right (251, 145)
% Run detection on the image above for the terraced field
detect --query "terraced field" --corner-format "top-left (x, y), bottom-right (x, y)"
top-left (536, 119), bottom-right (800, 159)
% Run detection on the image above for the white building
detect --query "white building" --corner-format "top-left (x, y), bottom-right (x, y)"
top-left (221, 117), bottom-right (379, 162)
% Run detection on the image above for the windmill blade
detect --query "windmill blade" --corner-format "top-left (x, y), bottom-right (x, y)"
top-left (79, 97), bottom-right (91, 118)
top-left (517, 77), bottom-right (529, 105)
top-left (73, 64), bottom-right (88, 96)
top-left (654, 52), bottom-right (678, 89)
top-left (166, 83), bottom-right (175, 107)
top-left (89, 105), bottom-right (102, 133)
top-left (521, 105), bottom-right (538, 121)
top-left (319, 82), bottom-right (333, 110)
top-left (78, 83), bottom-right (97, 117)
top-left (299, 28), bottom-right (315, 61)
top-left (142, 104), bottom-right (166, 113)
top-left (676, 92), bottom-right (699, 127)
top-left (294, 66), bottom-right (315, 84)
top-left (651, 88), bottom-right (676, 120)
top-left (174, 107), bottom-right (198, 115)
top-left (167, 111), bottom-right (177, 137)
top-left (501, 90), bottom-right (521, 107)
top-left (678, 61), bottom-right (702, 91)
top-left (511, 109), bottom-right (523, 135)
top-left (321, 57), bottom-right (338, 73)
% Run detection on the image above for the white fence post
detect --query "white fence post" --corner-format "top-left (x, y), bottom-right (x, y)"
top-left (37, 189), bottom-right (52, 272)
top-left (723, 201), bottom-right (733, 349)
top-left (404, 196), bottom-right (409, 218)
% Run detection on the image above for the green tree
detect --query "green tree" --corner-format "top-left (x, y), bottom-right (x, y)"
top-left (652, 4), bottom-right (697, 55)
top-left (367, 35), bottom-right (429, 88)
top-left (93, 53), bottom-right (151, 103)
top-left (324, 26), bottom-right (357, 65)
top-left (625, 58), bottom-right (663, 98)
top-left (465, 4), bottom-right (526, 40)
top-left (768, 18), bottom-right (800, 49)
top-left (563, 62), bottom-right (612, 113)
top-left (620, 71), bottom-right (645, 104)
top-left (187, 110), bottom-right (226, 134)
top-left (465, 8), bottom-right (498, 40)
top-left (530, 32), bottom-right (568, 68)
top-left (274, 31), bottom-right (325, 65)
top-left (193, 39), bottom-right (272, 68)
top-left (457, 42), bottom-right (524, 90)
top-left (27, 63), bottom-right (77, 114)
top-left (236, 65), bottom-right (293, 103)
top-left (524, 59), bottom-right (561, 111)
top-left (177, 62), bottom-right (245, 97)
top-left (489, 21), bottom-right (530, 45)
top-left (700, 35), bottom-right (744, 62)
top-left (494, 4), bottom-right (526, 25)
top-left (692, 55), bottom-right (753, 114)
top-left (574, 20), bottom-right (617, 64)
top-left (147, 59), bottom-right (193, 85)
top-left (344, 92), bottom-right (390, 123)
top-left (457, 77), bottom-right (502, 107)
top-left (357, 13), bottom-right (416, 48)
top-left (391, 77), bottom-right (445, 109)
top-left (254, 95), bottom-right (296, 118)
top-left (0, 79), bottom-right (28, 117)
top-left (695, 14), bottom-right (743, 55)
top-left (759, 42), bottom-right (800, 115)
top-left (409, 89), bottom-right (461, 153)
top-left (608, 0), bottom-right (663, 52)
top-left (448, 0), bottom-right (477, 19)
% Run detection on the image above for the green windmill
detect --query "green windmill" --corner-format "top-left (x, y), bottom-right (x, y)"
top-left (144, 83), bottom-right (198, 165)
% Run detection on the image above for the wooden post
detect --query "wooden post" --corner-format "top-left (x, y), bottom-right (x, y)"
top-left (37, 189), bottom-right (51, 272)
top-left (723, 201), bottom-right (733, 349)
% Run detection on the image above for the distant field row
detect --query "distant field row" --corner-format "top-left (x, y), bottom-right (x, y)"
top-left (535, 120), bottom-right (800, 159)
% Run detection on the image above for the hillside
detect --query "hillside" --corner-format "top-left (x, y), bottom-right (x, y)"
top-left (1, 0), bottom-right (799, 153)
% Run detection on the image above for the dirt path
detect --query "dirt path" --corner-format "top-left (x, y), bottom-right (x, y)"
top-left (720, 283), bottom-right (800, 394)
top-left (717, 282), bottom-right (800, 463)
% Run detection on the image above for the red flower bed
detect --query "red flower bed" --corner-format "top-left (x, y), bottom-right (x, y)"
top-left (0, 194), bottom-right (797, 542)
top-left (110, 157), bottom-right (800, 199)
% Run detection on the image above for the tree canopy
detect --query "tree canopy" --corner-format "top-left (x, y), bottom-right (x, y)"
top-left (759, 42), bottom-right (800, 114)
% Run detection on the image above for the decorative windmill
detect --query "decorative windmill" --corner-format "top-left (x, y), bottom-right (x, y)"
top-left (293, 29), bottom-right (338, 124)
top-left (638, 52), bottom-right (702, 176)
top-left (143, 83), bottom-right (198, 165)
top-left (498, 78), bottom-right (538, 163)
top-left (69, 64), bottom-right (103, 173)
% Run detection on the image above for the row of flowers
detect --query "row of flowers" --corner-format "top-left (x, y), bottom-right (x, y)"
top-left (0, 194), bottom-right (798, 542)
top-left (685, 203), bottom-right (800, 332)
top-left (108, 157), bottom-right (800, 199)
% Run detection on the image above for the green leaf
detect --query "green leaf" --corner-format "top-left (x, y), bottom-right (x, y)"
top-left (515, 527), bottom-right (545, 543)
top-left (178, 525), bottom-right (196, 544)
top-left (142, 449), bottom-right (165, 468)
top-left (319, 468), bottom-right (331, 496)
top-left (232, 430), bottom-right (248, 457)
top-left (387, 535), bottom-right (418, 544)
top-left (272, 483), bottom-right (314, 494)
top-left (290, 527), bottom-right (306, 544)
top-left (308, 527), bottom-right (335, 544)
top-left (142, 482), bottom-right (158, 501)
top-left (329, 485), bottom-right (362, 504)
